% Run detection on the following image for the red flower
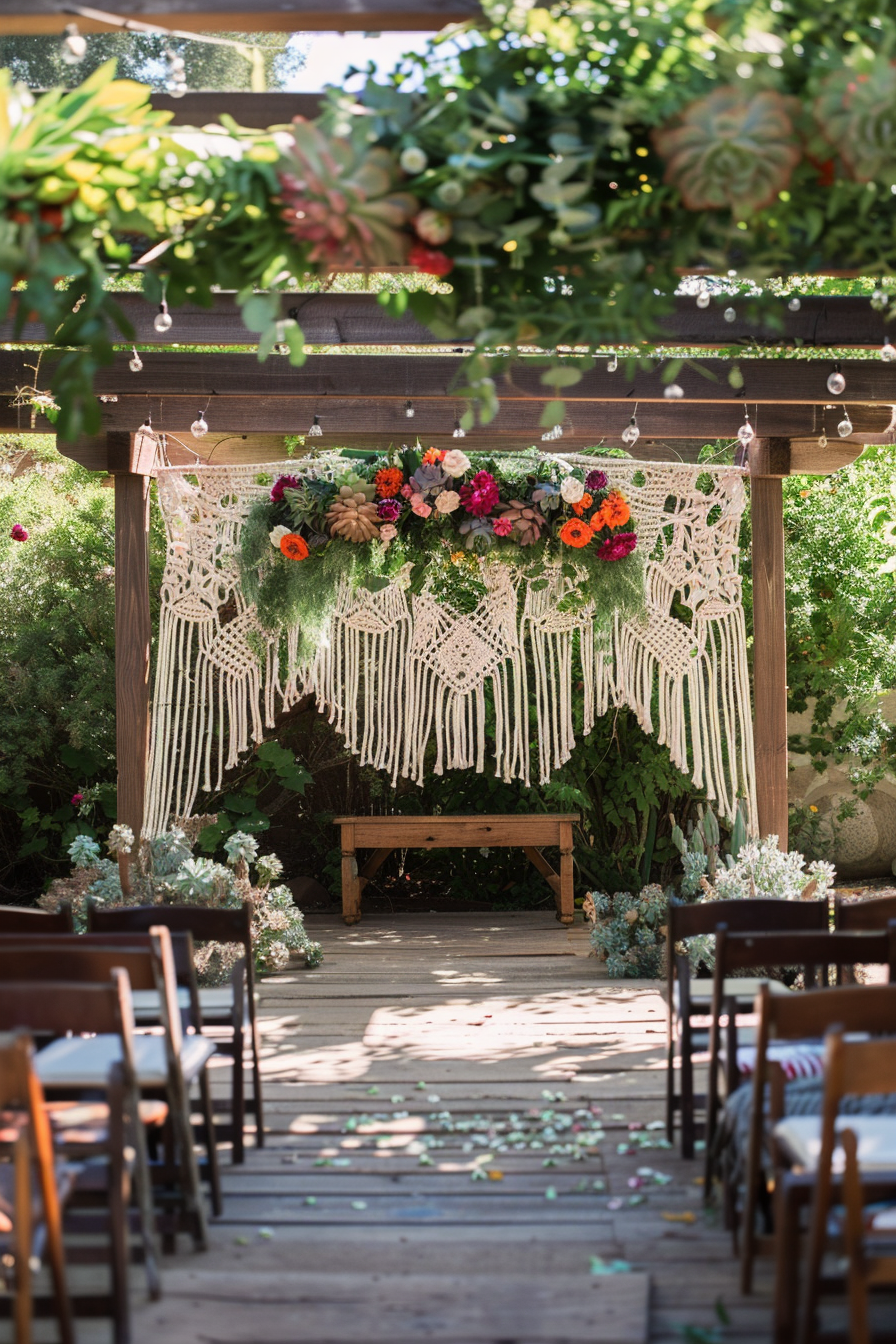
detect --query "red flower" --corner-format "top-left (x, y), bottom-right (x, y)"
top-left (408, 244), bottom-right (453, 277)
top-left (459, 471), bottom-right (500, 517)
top-left (280, 533), bottom-right (309, 561)
top-left (596, 532), bottom-right (638, 562)
top-left (70, 793), bottom-right (83, 806)
top-left (9, 524), bottom-right (28, 542)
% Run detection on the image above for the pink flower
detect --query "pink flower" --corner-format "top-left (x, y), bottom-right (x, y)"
top-left (492, 515), bottom-right (514, 537)
top-left (377, 497), bottom-right (403, 522)
top-left (9, 524), bottom-right (28, 542)
top-left (270, 474), bottom-right (301, 502)
top-left (70, 793), bottom-right (83, 806)
top-left (410, 493), bottom-right (432, 518)
top-left (459, 470), bottom-right (500, 517)
top-left (596, 531), bottom-right (638, 561)
top-left (400, 483), bottom-right (414, 499)
top-left (379, 524), bottom-right (397, 545)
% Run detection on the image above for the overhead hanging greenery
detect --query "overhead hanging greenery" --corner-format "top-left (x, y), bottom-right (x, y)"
top-left (1, 0), bottom-right (895, 438)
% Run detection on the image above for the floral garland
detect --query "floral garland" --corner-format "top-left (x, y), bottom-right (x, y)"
top-left (240, 447), bottom-right (641, 649)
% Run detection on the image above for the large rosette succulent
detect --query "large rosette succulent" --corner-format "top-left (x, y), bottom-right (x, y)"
top-left (815, 59), bottom-right (896, 184)
top-left (278, 119), bottom-right (417, 268)
top-left (653, 87), bottom-right (800, 214)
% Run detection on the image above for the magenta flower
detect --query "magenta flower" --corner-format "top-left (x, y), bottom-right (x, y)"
top-left (585, 469), bottom-right (608, 492)
top-left (9, 524), bottom-right (28, 542)
top-left (459, 471), bottom-right (500, 517)
top-left (596, 531), bottom-right (638, 561)
top-left (492, 515), bottom-right (514, 538)
top-left (71, 793), bottom-right (83, 807)
top-left (377, 497), bottom-right (403, 523)
top-left (270, 474), bottom-right (301, 502)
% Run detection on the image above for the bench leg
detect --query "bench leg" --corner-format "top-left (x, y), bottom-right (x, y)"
top-left (341, 825), bottom-right (361, 925)
top-left (557, 822), bottom-right (574, 925)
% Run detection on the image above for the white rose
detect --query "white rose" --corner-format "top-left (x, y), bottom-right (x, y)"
top-left (269, 525), bottom-right (291, 548)
top-left (434, 489), bottom-right (461, 514)
top-left (442, 449), bottom-right (471, 478)
top-left (560, 475), bottom-right (585, 504)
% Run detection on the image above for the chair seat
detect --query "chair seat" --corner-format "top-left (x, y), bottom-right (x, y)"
top-left (774, 1115), bottom-right (896, 1173)
top-left (35, 1033), bottom-right (216, 1090)
top-left (737, 1040), bottom-right (826, 1080)
top-left (0, 1159), bottom-right (80, 1241)
top-left (131, 985), bottom-right (254, 1024)
top-left (677, 976), bottom-right (792, 1013)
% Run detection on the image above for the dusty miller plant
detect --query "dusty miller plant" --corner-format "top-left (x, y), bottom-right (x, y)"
top-left (41, 821), bottom-right (323, 981)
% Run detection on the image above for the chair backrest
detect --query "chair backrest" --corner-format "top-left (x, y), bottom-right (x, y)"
top-left (834, 892), bottom-right (896, 932)
top-left (713, 927), bottom-right (894, 991)
top-left (758, 981), bottom-right (896, 1045)
top-left (88, 901), bottom-right (252, 950)
top-left (668, 896), bottom-right (830, 943)
top-left (0, 974), bottom-right (136, 1069)
top-left (0, 905), bottom-right (73, 935)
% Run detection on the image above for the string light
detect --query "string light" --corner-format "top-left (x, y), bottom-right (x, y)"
top-left (61, 23), bottom-right (87, 64)
top-left (837, 411), bottom-right (853, 438)
top-left (307, 414), bottom-right (322, 437)
top-left (191, 410), bottom-right (209, 439)
top-left (881, 339), bottom-right (896, 362)
top-left (737, 413), bottom-right (754, 448)
top-left (723, 306), bottom-right (736, 323)
top-left (129, 346), bottom-right (143, 373)
top-left (405, 399), bottom-right (415, 418)
top-left (607, 351), bottom-right (618, 372)
top-left (153, 300), bottom-right (173, 334)
top-left (663, 383), bottom-right (684, 399)
top-left (787, 297), bottom-right (801, 312)
top-left (826, 363), bottom-right (846, 395)
top-left (696, 291), bottom-right (711, 309)
top-left (621, 409), bottom-right (640, 446)
top-left (452, 417), bottom-right (466, 438)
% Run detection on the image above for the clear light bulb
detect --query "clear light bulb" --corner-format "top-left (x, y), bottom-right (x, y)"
top-left (723, 306), bottom-right (736, 323)
top-left (664, 383), bottom-right (684, 399)
top-left (827, 368), bottom-right (846, 395)
top-left (837, 413), bottom-right (853, 438)
top-left (307, 415), bottom-right (322, 437)
top-left (191, 413), bottom-right (208, 439)
top-left (153, 303), bottom-right (173, 334)
top-left (881, 340), bottom-right (896, 362)
top-left (621, 416), bottom-right (640, 446)
top-left (817, 432), bottom-right (828, 449)
top-left (788, 297), bottom-right (801, 312)
top-left (61, 24), bottom-right (87, 64)
top-left (129, 347), bottom-right (143, 373)
top-left (737, 417), bottom-right (754, 447)
top-left (607, 352), bottom-right (618, 372)
top-left (452, 419), bottom-right (466, 438)
top-left (696, 291), bottom-right (711, 309)
top-left (405, 400), bottom-right (415, 418)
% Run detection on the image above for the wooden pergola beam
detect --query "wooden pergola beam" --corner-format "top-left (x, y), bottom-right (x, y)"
top-left (0, 1), bottom-right (476, 33)
top-left (1, 293), bottom-right (892, 350)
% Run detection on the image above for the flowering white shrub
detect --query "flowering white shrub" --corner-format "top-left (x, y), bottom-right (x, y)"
top-left (711, 837), bottom-right (836, 903)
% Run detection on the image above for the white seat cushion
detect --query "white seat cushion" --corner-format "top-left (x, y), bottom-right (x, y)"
top-left (774, 1115), bottom-right (896, 1173)
top-left (131, 987), bottom-right (189, 1023)
top-left (36, 1033), bottom-right (216, 1089)
top-left (677, 976), bottom-right (791, 1012)
top-left (131, 986), bottom-right (254, 1024)
top-left (737, 1041), bottom-right (826, 1080)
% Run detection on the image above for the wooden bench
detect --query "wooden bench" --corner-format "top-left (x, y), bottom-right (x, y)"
top-left (333, 813), bottom-right (579, 926)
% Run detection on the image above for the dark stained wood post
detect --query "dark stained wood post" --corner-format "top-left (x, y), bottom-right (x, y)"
top-left (108, 429), bottom-right (157, 842)
top-left (749, 438), bottom-right (791, 848)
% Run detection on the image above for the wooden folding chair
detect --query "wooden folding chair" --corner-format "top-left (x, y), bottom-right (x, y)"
top-left (841, 1124), bottom-right (896, 1344)
top-left (0, 905), bottom-right (73, 934)
top-left (781, 1028), bottom-right (896, 1344)
top-left (89, 902), bottom-right (264, 1162)
top-left (705, 926), bottom-right (896, 1192)
top-left (834, 891), bottom-right (896, 932)
top-left (0, 931), bottom-right (216, 1245)
top-left (666, 897), bottom-right (829, 1158)
top-left (0, 975), bottom-right (162, 1337)
top-left (0, 1029), bottom-right (76, 1344)
top-left (740, 982), bottom-right (896, 1322)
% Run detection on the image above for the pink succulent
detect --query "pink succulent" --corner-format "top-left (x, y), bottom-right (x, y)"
top-left (400, 483), bottom-right (414, 499)
top-left (596, 531), bottom-right (638, 562)
top-left (459, 471), bottom-right (500, 517)
top-left (492, 515), bottom-right (514, 537)
top-left (410, 493), bottom-right (432, 518)
top-left (379, 523), bottom-right (397, 545)
top-left (9, 524), bottom-right (28, 542)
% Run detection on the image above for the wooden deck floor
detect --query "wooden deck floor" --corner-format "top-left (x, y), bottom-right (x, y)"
top-left (129, 913), bottom-right (773, 1344)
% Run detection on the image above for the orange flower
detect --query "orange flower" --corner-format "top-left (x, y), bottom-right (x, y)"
top-left (374, 466), bottom-right (404, 498)
top-left (422, 447), bottom-right (446, 465)
top-left (571, 491), bottom-right (593, 517)
top-left (280, 533), bottom-right (309, 561)
top-left (594, 491), bottom-right (630, 529)
top-left (559, 517), bottom-right (593, 548)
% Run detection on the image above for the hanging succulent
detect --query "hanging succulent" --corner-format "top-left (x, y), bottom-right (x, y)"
top-left (814, 59), bottom-right (896, 184)
top-left (278, 118), bottom-right (418, 268)
top-left (653, 87), bottom-right (801, 215)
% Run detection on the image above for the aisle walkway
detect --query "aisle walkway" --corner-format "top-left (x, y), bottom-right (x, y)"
top-left (132, 913), bottom-right (772, 1344)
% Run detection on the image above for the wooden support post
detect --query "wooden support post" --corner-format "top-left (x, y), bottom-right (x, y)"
top-left (110, 429), bottom-right (156, 842)
top-left (750, 438), bottom-right (790, 848)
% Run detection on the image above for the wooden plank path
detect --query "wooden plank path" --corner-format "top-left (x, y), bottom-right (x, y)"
top-left (127, 913), bottom-right (773, 1344)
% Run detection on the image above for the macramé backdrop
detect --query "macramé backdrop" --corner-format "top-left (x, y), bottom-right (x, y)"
top-left (144, 457), bottom-right (757, 838)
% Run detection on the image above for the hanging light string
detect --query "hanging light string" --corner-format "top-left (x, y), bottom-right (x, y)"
top-left (191, 394), bottom-right (212, 440)
top-left (621, 402), bottom-right (640, 446)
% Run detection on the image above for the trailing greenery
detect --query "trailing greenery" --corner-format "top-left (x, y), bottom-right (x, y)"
top-left (5, 3), bottom-right (896, 436)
